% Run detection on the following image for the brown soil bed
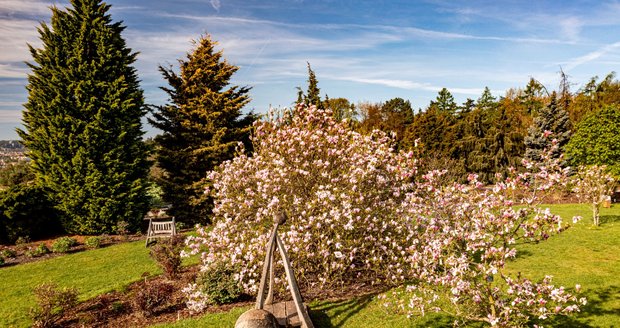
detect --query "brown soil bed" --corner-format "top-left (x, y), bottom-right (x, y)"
top-left (56, 265), bottom-right (386, 328)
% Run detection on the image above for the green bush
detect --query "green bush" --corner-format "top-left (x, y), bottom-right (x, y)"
top-left (26, 244), bottom-right (50, 258)
top-left (15, 236), bottom-right (30, 246)
top-left (0, 256), bottom-right (4, 266)
top-left (30, 283), bottom-right (78, 328)
top-left (0, 161), bottom-right (34, 188)
top-left (115, 221), bottom-right (130, 238)
top-left (193, 262), bottom-right (242, 305)
top-left (1, 248), bottom-right (17, 258)
top-left (51, 237), bottom-right (77, 253)
top-left (84, 236), bottom-right (102, 249)
top-left (0, 184), bottom-right (62, 244)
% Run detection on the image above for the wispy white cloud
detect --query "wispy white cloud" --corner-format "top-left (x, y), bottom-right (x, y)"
top-left (160, 13), bottom-right (571, 45)
top-left (0, 64), bottom-right (30, 78)
top-left (563, 41), bottom-right (620, 71)
top-left (330, 75), bottom-right (484, 95)
top-left (0, 109), bottom-right (23, 123)
top-left (0, 0), bottom-right (61, 17)
top-left (0, 18), bottom-right (42, 63)
top-left (558, 16), bottom-right (583, 42)
top-left (210, 0), bottom-right (221, 12)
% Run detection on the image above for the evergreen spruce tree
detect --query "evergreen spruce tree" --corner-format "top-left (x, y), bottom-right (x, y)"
top-left (524, 93), bottom-right (571, 162)
top-left (18, 0), bottom-right (150, 234)
top-left (149, 35), bottom-right (254, 224)
top-left (296, 62), bottom-right (322, 108)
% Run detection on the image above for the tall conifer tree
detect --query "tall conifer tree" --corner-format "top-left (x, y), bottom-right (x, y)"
top-left (18, 0), bottom-right (150, 234)
top-left (149, 35), bottom-right (254, 224)
top-left (296, 62), bottom-right (323, 108)
top-left (524, 93), bottom-right (571, 162)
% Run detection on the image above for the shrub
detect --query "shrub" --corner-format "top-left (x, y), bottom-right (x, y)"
top-left (149, 235), bottom-right (184, 279)
top-left (15, 236), bottom-right (30, 247)
top-left (186, 105), bottom-right (586, 325)
top-left (0, 184), bottom-right (62, 244)
top-left (0, 161), bottom-right (34, 187)
top-left (30, 283), bottom-right (78, 328)
top-left (184, 262), bottom-right (242, 313)
top-left (186, 105), bottom-right (417, 294)
top-left (115, 220), bottom-right (130, 239)
top-left (26, 243), bottom-right (50, 258)
top-left (175, 221), bottom-right (186, 231)
top-left (84, 236), bottom-right (102, 249)
top-left (132, 280), bottom-right (174, 317)
top-left (51, 237), bottom-right (77, 253)
top-left (1, 248), bottom-right (17, 258)
top-left (0, 256), bottom-right (4, 266)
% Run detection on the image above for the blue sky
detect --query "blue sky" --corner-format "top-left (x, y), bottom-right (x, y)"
top-left (1, 0), bottom-right (620, 139)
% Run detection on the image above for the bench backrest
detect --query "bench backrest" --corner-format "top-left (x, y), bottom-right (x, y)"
top-left (151, 220), bottom-right (175, 234)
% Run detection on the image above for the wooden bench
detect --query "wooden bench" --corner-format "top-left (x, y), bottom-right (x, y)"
top-left (145, 215), bottom-right (177, 246)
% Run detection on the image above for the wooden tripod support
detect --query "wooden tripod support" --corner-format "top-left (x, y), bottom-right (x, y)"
top-left (255, 212), bottom-right (314, 328)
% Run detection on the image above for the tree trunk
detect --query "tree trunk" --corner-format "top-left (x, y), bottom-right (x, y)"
top-left (593, 203), bottom-right (600, 226)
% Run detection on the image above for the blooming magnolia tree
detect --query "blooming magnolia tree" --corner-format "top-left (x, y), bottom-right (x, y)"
top-left (572, 165), bottom-right (616, 226)
top-left (184, 105), bottom-right (585, 326)
top-left (184, 104), bottom-right (418, 311)
top-left (383, 149), bottom-right (586, 327)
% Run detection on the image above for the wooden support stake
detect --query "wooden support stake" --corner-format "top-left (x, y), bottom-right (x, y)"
top-left (265, 242), bottom-right (276, 305)
top-left (256, 223), bottom-right (279, 309)
top-left (276, 235), bottom-right (314, 328)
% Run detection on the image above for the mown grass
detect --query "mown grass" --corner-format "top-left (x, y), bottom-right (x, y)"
top-left (504, 203), bottom-right (620, 327)
top-left (1, 204), bottom-right (618, 328)
top-left (0, 240), bottom-right (160, 327)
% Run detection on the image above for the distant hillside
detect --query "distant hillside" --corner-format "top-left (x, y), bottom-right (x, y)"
top-left (0, 140), bottom-right (24, 150)
top-left (0, 140), bottom-right (27, 167)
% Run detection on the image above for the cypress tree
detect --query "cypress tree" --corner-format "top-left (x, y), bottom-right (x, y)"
top-left (149, 35), bottom-right (254, 225)
top-left (18, 0), bottom-right (150, 234)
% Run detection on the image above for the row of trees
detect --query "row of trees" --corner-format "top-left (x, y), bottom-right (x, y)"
top-left (2, 0), bottom-right (618, 239)
top-left (300, 64), bottom-right (620, 183)
top-left (2, 0), bottom-right (254, 240)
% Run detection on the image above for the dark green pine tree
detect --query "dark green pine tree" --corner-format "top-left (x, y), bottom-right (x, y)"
top-left (524, 93), bottom-right (571, 162)
top-left (149, 35), bottom-right (254, 225)
top-left (430, 88), bottom-right (457, 113)
top-left (18, 0), bottom-right (150, 234)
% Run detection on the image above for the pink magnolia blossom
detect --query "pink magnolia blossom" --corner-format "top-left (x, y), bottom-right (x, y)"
top-left (185, 104), bottom-right (584, 326)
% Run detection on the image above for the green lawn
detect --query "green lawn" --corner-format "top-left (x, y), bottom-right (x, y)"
top-left (0, 240), bottom-right (160, 327)
top-left (504, 204), bottom-right (620, 327)
top-left (1, 204), bottom-right (618, 328)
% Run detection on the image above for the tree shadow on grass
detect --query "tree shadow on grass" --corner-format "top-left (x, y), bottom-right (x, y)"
top-left (535, 285), bottom-right (620, 328)
top-left (309, 294), bottom-right (456, 328)
top-left (599, 215), bottom-right (620, 225)
top-left (514, 249), bottom-right (534, 260)
top-left (309, 294), bottom-right (375, 328)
